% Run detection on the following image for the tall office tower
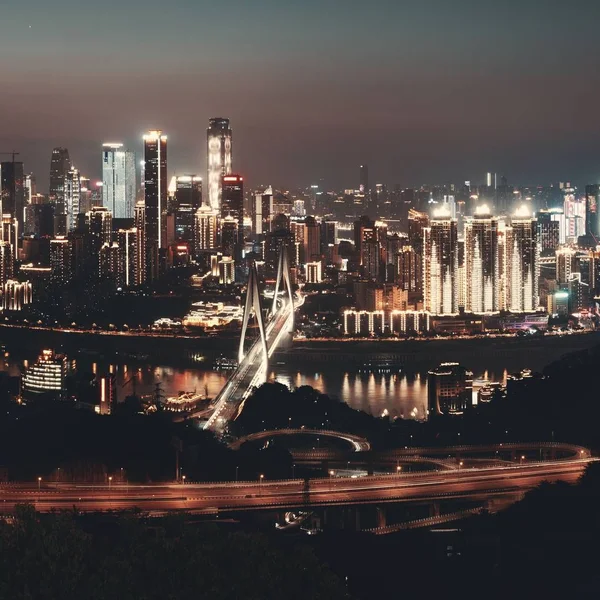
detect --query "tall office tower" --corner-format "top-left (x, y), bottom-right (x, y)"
top-left (134, 201), bottom-right (146, 285)
top-left (49, 148), bottom-right (71, 223)
top-left (536, 209), bottom-right (561, 255)
top-left (50, 237), bottom-right (72, 286)
top-left (585, 184), bottom-right (600, 240)
top-left (252, 186), bottom-right (273, 236)
top-left (354, 214), bottom-right (375, 259)
top-left (407, 209), bottom-right (429, 255)
top-left (423, 207), bottom-right (458, 315)
top-left (464, 206), bottom-right (500, 314)
top-left (174, 175), bottom-right (202, 243)
top-left (143, 130), bottom-right (167, 281)
top-left (102, 143), bottom-right (136, 219)
top-left (116, 228), bottom-right (138, 288)
top-left (174, 175), bottom-right (202, 209)
top-left (221, 175), bottom-right (243, 260)
top-left (396, 245), bottom-right (421, 295)
top-left (359, 165), bottom-right (369, 194)
top-left (86, 206), bottom-right (112, 258)
top-left (505, 207), bottom-right (539, 312)
top-left (220, 215), bottom-right (238, 258)
top-left (303, 216), bottom-right (321, 263)
top-left (321, 220), bottom-right (337, 249)
top-left (64, 168), bottom-right (81, 230)
top-left (0, 241), bottom-right (14, 287)
top-left (24, 173), bottom-right (36, 205)
top-left (196, 205), bottom-right (218, 253)
top-left (486, 172), bottom-right (493, 188)
top-left (207, 117), bottom-right (232, 210)
top-left (556, 247), bottom-right (579, 286)
top-left (0, 161), bottom-right (25, 224)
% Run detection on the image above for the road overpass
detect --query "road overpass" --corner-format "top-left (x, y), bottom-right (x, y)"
top-left (1, 444), bottom-right (593, 515)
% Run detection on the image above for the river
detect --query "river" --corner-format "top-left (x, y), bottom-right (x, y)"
top-left (4, 348), bottom-right (513, 421)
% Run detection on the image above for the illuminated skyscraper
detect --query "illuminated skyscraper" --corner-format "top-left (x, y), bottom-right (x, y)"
top-left (134, 201), bottom-right (146, 285)
top-left (423, 207), bottom-right (458, 315)
top-left (102, 143), bottom-right (136, 219)
top-left (86, 206), bottom-right (112, 257)
top-left (50, 237), bottom-right (72, 286)
top-left (196, 205), bottom-right (218, 253)
top-left (585, 184), bottom-right (600, 240)
top-left (464, 206), bottom-right (500, 313)
top-left (174, 175), bottom-right (202, 243)
top-left (49, 147), bottom-right (71, 204)
top-left (207, 118), bottom-right (232, 210)
top-left (143, 130), bottom-right (167, 281)
top-left (221, 175), bottom-right (243, 260)
top-left (253, 187), bottom-right (273, 236)
top-left (64, 168), bottom-right (81, 230)
top-left (359, 165), bottom-right (369, 194)
top-left (506, 207), bottom-right (539, 312)
top-left (117, 228), bottom-right (138, 288)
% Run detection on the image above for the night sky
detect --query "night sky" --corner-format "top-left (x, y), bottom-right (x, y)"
top-left (2, 0), bottom-right (600, 191)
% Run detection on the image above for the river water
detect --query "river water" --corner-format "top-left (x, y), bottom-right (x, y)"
top-left (7, 353), bottom-right (510, 421)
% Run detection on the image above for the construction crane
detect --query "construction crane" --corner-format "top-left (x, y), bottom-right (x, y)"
top-left (0, 152), bottom-right (20, 163)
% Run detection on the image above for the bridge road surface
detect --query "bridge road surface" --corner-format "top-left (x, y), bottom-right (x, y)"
top-left (1, 457), bottom-right (592, 514)
top-left (203, 295), bottom-right (296, 434)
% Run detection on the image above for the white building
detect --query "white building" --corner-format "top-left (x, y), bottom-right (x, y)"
top-left (102, 143), bottom-right (136, 219)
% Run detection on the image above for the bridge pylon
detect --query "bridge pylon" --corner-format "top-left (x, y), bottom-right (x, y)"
top-left (238, 262), bottom-right (269, 373)
top-left (271, 242), bottom-right (294, 331)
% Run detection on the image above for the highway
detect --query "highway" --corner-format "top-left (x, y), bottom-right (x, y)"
top-left (1, 451), bottom-right (593, 515)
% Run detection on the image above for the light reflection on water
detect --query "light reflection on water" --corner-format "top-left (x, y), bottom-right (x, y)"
top-left (3, 352), bottom-right (509, 422)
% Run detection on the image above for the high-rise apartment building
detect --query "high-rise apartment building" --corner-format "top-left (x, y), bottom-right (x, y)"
top-left (143, 130), bottom-right (167, 282)
top-left (102, 143), bottom-right (136, 219)
top-left (207, 118), bottom-right (232, 210)
top-left (64, 168), bottom-right (81, 230)
top-left (116, 228), bottom-right (139, 287)
top-left (221, 175), bottom-right (243, 260)
top-left (464, 207), bottom-right (500, 313)
top-left (50, 237), bottom-right (72, 286)
top-left (134, 201), bottom-right (146, 285)
top-left (505, 208), bottom-right (539, 312)
top-left (423, 207), bottom-right (458, 315)
top-left (86, 206), bottom-right (112, 258)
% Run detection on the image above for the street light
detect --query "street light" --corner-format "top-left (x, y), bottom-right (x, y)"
top-left (37, 476), bottom-right (42, 492)
top-left (108, 476), bottom-right (113, 492)
top-left (181, 475), bottom-right (186, 485)
top-left (329, 469), bottom-right (335, 491)
top-left (259, 474), bottom-right (264, 496)
top-left (458, 461), bottom-right (463, 474)
top-left (520, 455), bottom-right (525, 465)
top-left (396, 465), bottom-right (402, 475)
top-left (235, 466), bottom-right (239, 482)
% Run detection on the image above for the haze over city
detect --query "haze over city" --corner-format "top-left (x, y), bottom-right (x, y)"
top-left (3, 0), bottom-right (600, 188)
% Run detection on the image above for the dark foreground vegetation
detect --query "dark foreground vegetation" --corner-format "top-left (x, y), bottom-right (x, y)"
top-left (0, 506), bottom-right (347, 600)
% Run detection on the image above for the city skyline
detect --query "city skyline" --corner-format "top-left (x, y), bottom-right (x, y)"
top-left (3, 1), bottom-right (600, 189)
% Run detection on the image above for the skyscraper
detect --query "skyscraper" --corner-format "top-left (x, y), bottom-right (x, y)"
top-left (102, 143), bottom-right (136, 219)
top-left (252, 187), bottom-right (273, 236)
top-left (207, 118), bottom-right (232, 210)
top-left (195, 205), bottom-right (218, 253)
top-left (49, 147), bottom-right (71, 205)
top-left (221, 175), bottom-right (243, 260)
top-left (86, 206), bottom-right (112, 258)
top-left (506, 207), bottom-right (539, 312)
top-left (64, 168), bottom-right (81, 231)
top-left (174, 175), bottom-right (202, 243)
top-left (585, 184), bottom-right (599, 240)
top-left (359, 165), bottom-right (369, 194)
top-left (423, 206), bottom-right (458, 315)
top-left (0, 161), bottom-right (25, 225)
top-left (464, 206), bottom-right (500, 313)
top-left (143, 130), bottom-right (167, 282)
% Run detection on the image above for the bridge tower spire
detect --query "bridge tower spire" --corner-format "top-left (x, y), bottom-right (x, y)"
top-left (238, 261), bottom-right (269, 371)
top-left (271, 242), bottom-right (294, 331)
